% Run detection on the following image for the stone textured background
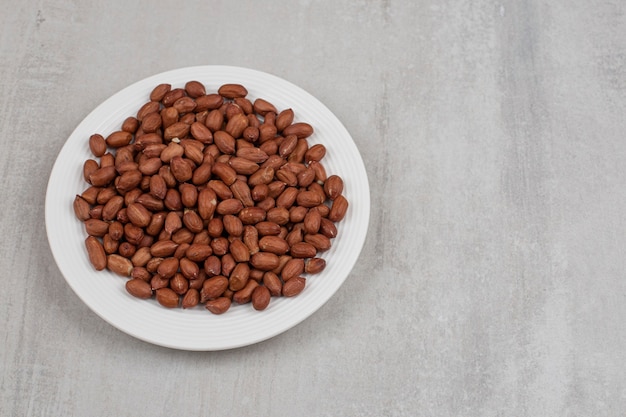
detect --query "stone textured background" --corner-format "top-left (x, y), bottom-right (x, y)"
top-left (2, 1), bottom-right (625, 416)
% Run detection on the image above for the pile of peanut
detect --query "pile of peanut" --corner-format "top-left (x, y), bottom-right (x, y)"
top-left (73, 81), bottom-right (348, 314)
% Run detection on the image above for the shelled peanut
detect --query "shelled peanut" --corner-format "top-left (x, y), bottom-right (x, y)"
top-left (74, 81), bottom-right (348, 314)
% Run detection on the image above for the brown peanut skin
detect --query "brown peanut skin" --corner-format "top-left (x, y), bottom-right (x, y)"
top-left (283, 122), bottom-right (314, 139)
top-left (76, 80), bottom-right (350, 315)
top-left (305, 257), bottom-right (327, 274)
top-left (200, 275), bottom-right (228, 302)
top-left (150, 83), bottom-right (171, 101)
top-left (328, 195), bottom-right (349, 222)
top-left (89, 134), bottom-right (107, 157)
top-left (106, 254), bottom-right (133, 276)
top-left (218, 84), bottom-right (248, 98)
top-left (233, 279), bottom-right (259, 304)
top-left (106, 131), bottom-right (133, 148)
top-left (324, 175), bottom-right (344, 200)
top-left (281, 258), bottom-right (304, 281)
top-left (275, 108), bottom-right (294, 132)
top-left (282, 277), bottom-right (306, 297)
top-left (251, 285), bottom-right (271, 310)
top-left (205, 297), bottom-right (232, 314)
top-left (182, 288), bottom-right (200, 309)
top-left (156, 288), bottom-right (179, 308)
top-left (85, 236), bottom-right (107, 271)
top-left (126, 279), bottom-right (153, 299)
top-left (250, 252), bottom-right (280, 270)
top-left (184, 80), bottom-right (206, 98)
top-left (74, 195), bottom-right (91, 221)
top-left (290, 242), bottom-right (317, 258)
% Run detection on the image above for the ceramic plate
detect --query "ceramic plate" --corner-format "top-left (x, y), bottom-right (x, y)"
top-left (45, 66), bottom-right (370, 350)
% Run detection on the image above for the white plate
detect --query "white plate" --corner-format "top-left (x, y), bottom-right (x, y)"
top-left (45, 66), bottom-right (370, 351)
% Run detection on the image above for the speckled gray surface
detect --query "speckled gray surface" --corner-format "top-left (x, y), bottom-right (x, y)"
top-left (2, 1), bottom-right (626, 416)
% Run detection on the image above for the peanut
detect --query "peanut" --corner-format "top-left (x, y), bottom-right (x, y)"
top-left (126, 278), bottom-right (153, 299)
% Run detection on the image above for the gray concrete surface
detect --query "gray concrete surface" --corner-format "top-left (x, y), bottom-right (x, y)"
top-left (2, 1), bottom-right (626, 416)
